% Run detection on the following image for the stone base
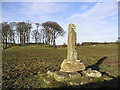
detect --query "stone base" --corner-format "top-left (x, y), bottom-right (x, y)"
top-left (60, 59), bottom-right (85, 72)
top-left (54, 71), bottom-right (81, 82)
top-left (82, 68), bottom-right (102, 78)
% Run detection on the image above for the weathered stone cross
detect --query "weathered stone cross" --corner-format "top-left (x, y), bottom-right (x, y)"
top-left (67, 24), bottom-right (77, 60)
top-left (60, 23), bottom-right (85, 72)
top-left (48, 24), bottom-right (102, 82)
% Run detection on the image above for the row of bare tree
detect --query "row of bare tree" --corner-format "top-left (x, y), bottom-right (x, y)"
top-left (2, 21), bottom-right (65, 49)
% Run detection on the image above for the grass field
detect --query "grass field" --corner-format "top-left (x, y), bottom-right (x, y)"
top-left (2, 44), bottom-right (118, 88)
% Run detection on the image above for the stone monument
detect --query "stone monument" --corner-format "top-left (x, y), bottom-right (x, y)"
top-left (47, 24), bottom-right (102, 82)
top-left (60, 23), bottom-right (85, 72)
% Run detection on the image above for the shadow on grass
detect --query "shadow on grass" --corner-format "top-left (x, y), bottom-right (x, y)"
top-left (58, 57), bottom-right (119, 88)
top-left (85, 57), bottom-right (107, 71)
top-left (59, 76), bottom-right (119, 88)
top-left (85, 57), bottom-right (116, 79)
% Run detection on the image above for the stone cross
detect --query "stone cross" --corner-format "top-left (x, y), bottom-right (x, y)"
top-left (60, 23), bottom-right (85, 72)
top-left (52, 24), bottom-right (101, 82)
top-left (67, 24), bottom-right (77, 60)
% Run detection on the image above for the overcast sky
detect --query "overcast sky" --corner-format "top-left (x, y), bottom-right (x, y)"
top-left (2, 1), bottom-right (118, 44)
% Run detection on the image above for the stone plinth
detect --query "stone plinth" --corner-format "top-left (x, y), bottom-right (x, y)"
top-left (60, 59), bottom-right (85, 72)
top-left (54, 72), bottom-right (81, 82)
top-left (60, 24), bottom-right (85, 72)
top-left (82, 68), bottom-right (102, 78)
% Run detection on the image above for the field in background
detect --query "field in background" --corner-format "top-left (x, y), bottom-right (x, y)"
top-left (2, 44), bottom-right (118, 88)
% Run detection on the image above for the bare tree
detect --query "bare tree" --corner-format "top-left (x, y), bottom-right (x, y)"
top-left (9, 22), bottom-right (16, 44)
top-left (7, 29), bottom-right (14, 43)
top-left (42, 22), bottom-right (52, 46)
top-left (2, 21), bottom-right (64, 47)
top-left (16, 21), bottom-right (32, 45)
top-left (16, 22), bottom-right (26, 45)
top-left (52, 22), bottom-right (65, 46)
top-left (2, 22), bottom-right (10, 49)
top-left (42, 21), bottom-right (65, 47)
top-left (25, 22), bottom-right (32, 43)
top-left (35, 23), bottom-right (40, 44)
top-left (32, 29), bottom-right (40, 43)
top-left (40, 28), bottom-right (45, 44)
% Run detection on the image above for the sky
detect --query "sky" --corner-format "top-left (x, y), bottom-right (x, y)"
top-left (2, 1), bottom-right (118, 45)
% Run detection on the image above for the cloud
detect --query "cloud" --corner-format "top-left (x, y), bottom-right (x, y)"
top-left (66, 2), bottom-right (118, 43)
top-left (79, 4), bottom-right (89, 11)
top-left (26, 2), bottom-right (67, 15)
top-left (67, 2), bottom-right (117, 22)
top-left (2, 2), bottom-right (68, 22)
top-left (19, 2), bottom-right (68, 22)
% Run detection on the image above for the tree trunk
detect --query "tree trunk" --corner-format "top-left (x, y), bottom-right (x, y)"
top-left (35, 37), bottom-right (37, 44)
top-left (53, 38), bottom-right (55, 47)
top-left (13, 38), bottom-right (15, 44)
top-left (51, 33), bottom-right (53, 45)
top-left (27, 33), bottom-right (30, 43)
top-left (37, 28), bottom-right (38, 44)
top-left (53, 31), bottom-right (56, 47)
top-left (45, 34), bottom-right (47, 44)
top-left (39, 35), bottom-right (41, 43)
top-left (47, 30), bottom-right (50, 46)
top-left (20, 33), bottom-right (22, 46)
top-left (3, 40), bottom-right (4, 49)
top-left (5, 37), bottom-right (7, 49)
top-left (23, 32), bottom-right (25, 45)
top-left (42, 36), bottom-right (44, 44)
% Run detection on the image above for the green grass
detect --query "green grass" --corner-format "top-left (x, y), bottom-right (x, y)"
top-left (2, 44), bottom-right (118, 88)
